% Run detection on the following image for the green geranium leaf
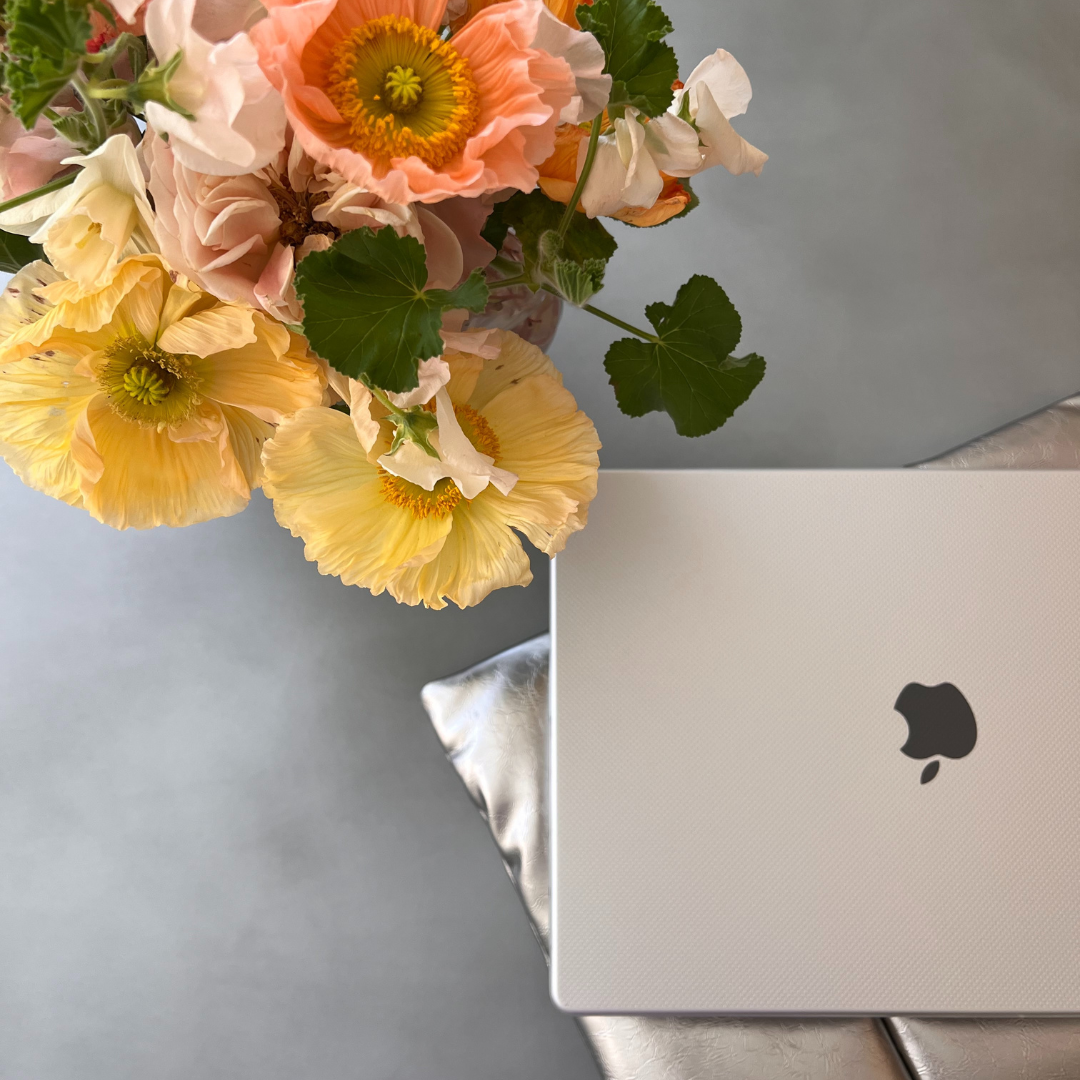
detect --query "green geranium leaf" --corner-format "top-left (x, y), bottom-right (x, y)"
top-left (5, 0), bottom-right (93, 126)
top-left (479, 199), bottom-right (511, 253)
top-left (7, 0), bottom-right (93, 61)
top-left (578, 0), bottom-right (679, 117)
top-left (501, 189), bottom-right (616, 303)
top-left (6, 64), bottom-right (76, 128)
top-left (0, 229), bottom-right (45, 273)
top-left (603, 275), bottom-right (765, 437)
top-left (294, 226), bottom-right (490, 393)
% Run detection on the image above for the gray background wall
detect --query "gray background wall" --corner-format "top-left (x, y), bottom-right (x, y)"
top-left (1, 0), bottom-right (1078, 1077)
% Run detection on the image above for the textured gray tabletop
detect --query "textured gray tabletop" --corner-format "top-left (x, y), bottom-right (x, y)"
top-left (1, 0), bottom-right (1079, 1076)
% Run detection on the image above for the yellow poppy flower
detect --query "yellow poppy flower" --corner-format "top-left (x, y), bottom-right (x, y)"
top-left (262, 330), bottom-right (601, 610)
top-left (0, 256), bottom-right (325, 529)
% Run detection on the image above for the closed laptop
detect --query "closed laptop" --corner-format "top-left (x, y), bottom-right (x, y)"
top-left (551, 470), bottom-right (1080, 1014)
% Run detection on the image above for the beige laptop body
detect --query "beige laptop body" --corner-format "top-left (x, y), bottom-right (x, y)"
top-left (551, 470), bottom-right (1080, 1014)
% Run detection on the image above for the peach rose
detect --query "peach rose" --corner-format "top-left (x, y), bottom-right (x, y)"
top-left (146, 128), bottom-right (485, 322)
top-left (251, 0), bottom-right (580, 204)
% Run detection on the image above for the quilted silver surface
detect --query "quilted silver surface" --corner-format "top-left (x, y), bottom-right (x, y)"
top-left (420, 393), bottom-right (1080, 1080)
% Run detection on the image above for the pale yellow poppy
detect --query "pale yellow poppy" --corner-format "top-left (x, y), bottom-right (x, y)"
top-left (0, 256), bottom-right (325, 529)
top-left (262, 330), bottom-right (601, 609)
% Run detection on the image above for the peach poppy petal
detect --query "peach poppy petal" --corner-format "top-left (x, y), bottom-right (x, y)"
top-left (157, 304), bottom-right (258, 357)
top-left (480, 374), bottom-right (599, 554)
top-left (79, 395), bottom-right (251, 529)
top-left (0, 349), bottom-right (97, 504)
top-left (261, 406), bottom-right (453, 593)
top-left (198, 316), bottom-right (326, 423)
top-left (218, 402), bottom-right (275, 490)
top-left (254, 0), bottom-right (574, 203)
top-left (465, 328), bottom-right (560, 409)
top-left (386, 492), bottom-right (531, 609)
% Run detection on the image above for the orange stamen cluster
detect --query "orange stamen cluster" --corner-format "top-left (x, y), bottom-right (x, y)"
top-left (454, 404), bottom-right (501, 460)
top-left (380, 473), bottom-right (463, 519)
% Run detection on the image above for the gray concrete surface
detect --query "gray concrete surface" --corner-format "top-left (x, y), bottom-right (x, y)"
top-left (1, 0), bottom-right (1078, 1077)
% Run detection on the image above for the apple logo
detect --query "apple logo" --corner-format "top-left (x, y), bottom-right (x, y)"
top-left (893, 682), bottom-right (978, 784)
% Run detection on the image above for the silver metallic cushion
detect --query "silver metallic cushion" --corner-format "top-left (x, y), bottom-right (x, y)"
top-left (422, 393), bottom-right (1080, 1080)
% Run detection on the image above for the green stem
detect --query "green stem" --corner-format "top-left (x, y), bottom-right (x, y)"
top-left (72, 71), bottom-right (110, 149)
top-left (363, 379), bottom-right (406, 419)
top-left (0, 171), bottom-right (76, 215)
top-left (581, 301), bottom-right (659, 343)
top-left (557, 118), bottom-right (603, 239)
top-left (490, 255), bottom-right (523, 277)
top-left (488, 274), bottom-right (529, 290)
top-left (85, 82), bottom-right (132, 100)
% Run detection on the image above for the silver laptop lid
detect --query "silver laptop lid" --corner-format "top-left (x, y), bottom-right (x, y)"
top-left (551, 470), bottom-right (1080, 1015)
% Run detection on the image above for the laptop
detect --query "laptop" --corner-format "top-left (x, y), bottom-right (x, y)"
top-left (550, 470), bottom-right (1080, 1015)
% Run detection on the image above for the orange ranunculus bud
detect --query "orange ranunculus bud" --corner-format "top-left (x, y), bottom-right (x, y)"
top-left (537, 122), bottom-right (590, 206)
top-left (543, 0), bottom-right (594, 29)
top-left (613, 175), bottom-right (692, 228)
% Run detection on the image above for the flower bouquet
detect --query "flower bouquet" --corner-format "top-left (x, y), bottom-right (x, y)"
top-left (0, 0), bottom-right (766, 608)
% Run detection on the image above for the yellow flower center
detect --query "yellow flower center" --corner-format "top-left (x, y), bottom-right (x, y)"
top-left (98, 336), bottom-right (203, 428)
top-left (325, 15), bottom-right (480, 169)
top-left (377, 404), bottom-right (503, 519)
top-left (123, 364), bottom-right (169, 406)
top-left (385, 64), bottom-right (423, 109)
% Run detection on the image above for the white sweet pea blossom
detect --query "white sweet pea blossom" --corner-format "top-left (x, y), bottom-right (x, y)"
top-left (673, 50), bottom-right (768, 177)
top-left (379, 388), bottom-right (518, 500)
top-left (576, 48), bottom-right (766, 219)
top-left (326, 329), bottom-right (517, 508)
top-left (144, 0), bottom-right (287, 176)
top-left (438, 327), bottom-right (501, 360)
top-left (365, 329), bottom-right (518, 499)
top-left (22, 135), bottom-right (156, 291)
top-left (325, 371), bottom-right (382, 454)
top-left (387, 356), bottom-right (452, 411)
top-left (531, 5), bottom-right (611, 124)
top-left (581, 107), bottom-right (700, 218)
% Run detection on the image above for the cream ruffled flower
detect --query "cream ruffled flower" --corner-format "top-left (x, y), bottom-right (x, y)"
top-left (144, 0), bottom-right (288, 175)
top-left (0, 256), bottom-right (325, 529)
top-left (22, 135), bottom-right (157, 292)
top-left (531, 4), bottom-right (610, 125)
top-left (262, 329), bottom-right (600, 609)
